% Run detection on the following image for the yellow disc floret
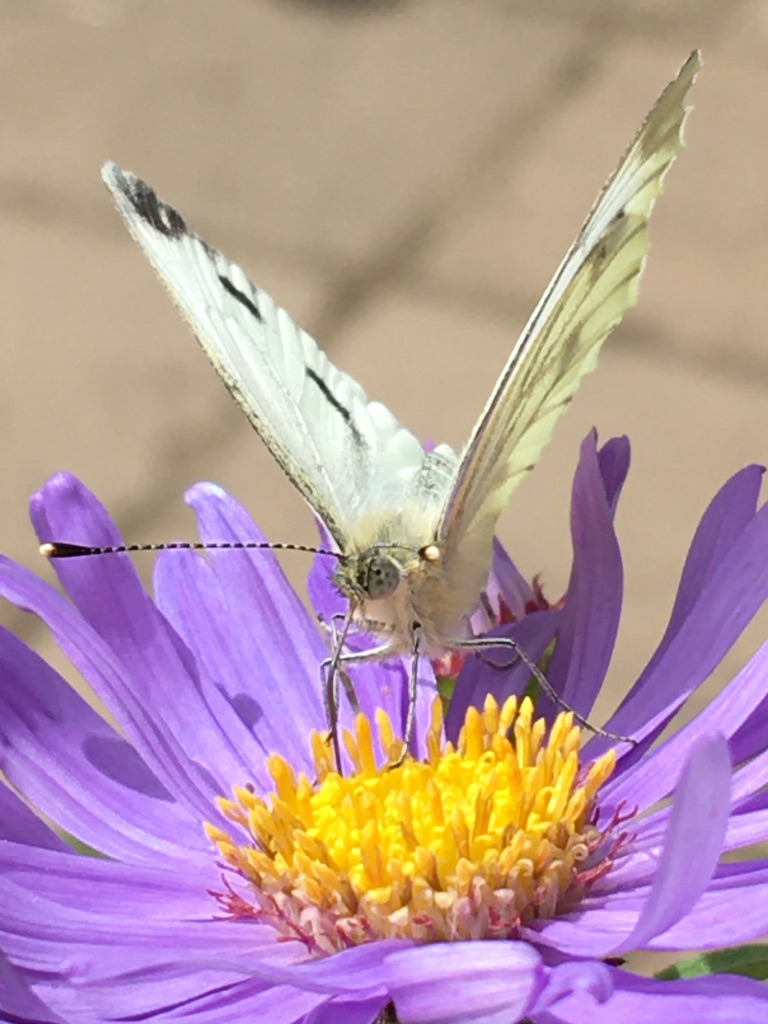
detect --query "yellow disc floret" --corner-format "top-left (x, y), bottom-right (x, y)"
top-left (206, 696), bottom-right (617, 955)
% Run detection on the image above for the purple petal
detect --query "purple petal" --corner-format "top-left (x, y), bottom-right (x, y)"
top-left (526, 907), bottom-right (644, 961)
top-left (446, 610), bottom-right (561, 741)
top-left (594, 477), bottom-right (768, 750)
top-left (184, 485), bottom-right (329, 754)
top-left (728, 665), bottom-right (768, 771)
top-left (531, 959), bottom-right (614, 1014)
top-left (638, 464), bottom-right (764, 679)
top-left (614, 734), bottom-right (730, 951)
top-left (153, 546), bottom-right (314, 782)
top-left (305, 995), bottom-right (393, 1024)
top-left (0, 621), bottom-right (207, 862)
top-left (605, 638), bottom-right (768, 812)
top-left (186, 484), bottom-right (327, 678)
top-left (383, 942), bottom-right (546, 1023)
top-left (0, 861), bottom-right (309, 1021)
top-left (307, 518), bottom-right (344, 623)
top-left (528, 736), bottom-right (733, 958)
top-left (184, 484), bottom-right (441, 763)
top-left (448, 434), bottom-right (626, 738)
top-left (733, 747), bottom-right (768, 808)
top-left (732, 780), bottom-right (768, 816)
top-left (593, 435), bottom-right (631, 511)
top-left (30, 472), bottom-right (133, 605)
top-left (31, 474), bottom-right (194, 702)
top-left (0, 780), bottom-right (70, 852)
top-left (66, 974), bottom-right (313, 1024)
top-left (337, 655), bottom-right (437, 765)
top-left (250, 940), bottom-right (398, 994)
top-left (28, 476), bottom-right (243, 814)
top-left (0, 842), bottom-right (217, 920)
top-left (543, 967), bottom-right (768, 1023)
top-left (545, 433), bottom-right (626, 719)
top-left (0, 949), bottom-right (67, 1024)
top-left (138, 980), bottom-right (323, 1024)
top-left (642, 860), bottom-right (768, 949)
top-left (724, 807), bottom-right (768, 850)
top-left (0, 558), bottom-right (224, 836)
top-left (485, 537), bottom-right (536, 620)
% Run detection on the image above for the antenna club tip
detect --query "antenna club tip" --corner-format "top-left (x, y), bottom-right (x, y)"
top-left (39, 541), bottom-right (94, 559)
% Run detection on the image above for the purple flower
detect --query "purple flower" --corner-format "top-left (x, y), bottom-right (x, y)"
top-left (2, 432), bottom-right (768, 1022)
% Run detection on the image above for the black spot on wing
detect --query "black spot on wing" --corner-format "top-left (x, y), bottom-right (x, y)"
top-left (306, 367), bottom-right (364, 444)
top-left (219, 275), bottom-right (263, 322)
top-left (116, 169), bottom-right (187, 239)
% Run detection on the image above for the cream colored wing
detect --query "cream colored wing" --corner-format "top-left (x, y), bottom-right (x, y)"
top-left (102, 164), bottom-right (428, 551)
top-left (438, 51), bottom-right (700, 584)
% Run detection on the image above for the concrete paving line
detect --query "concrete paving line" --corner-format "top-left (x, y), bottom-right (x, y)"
top-left (309, 25), bottom-right (636, 342)
top-left (397, 273), bottom-right (768, 392)
top-left (0, 174), bottom-right (346, 287)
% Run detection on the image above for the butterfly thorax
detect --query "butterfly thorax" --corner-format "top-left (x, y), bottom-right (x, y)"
top-left (332, 475), bottom-right (503, 652)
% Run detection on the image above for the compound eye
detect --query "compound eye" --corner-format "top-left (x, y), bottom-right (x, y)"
top-left (364, 555), bottom-right (401, 599)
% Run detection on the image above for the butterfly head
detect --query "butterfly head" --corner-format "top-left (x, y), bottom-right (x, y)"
top-left (334, 550), bottom-right (405, 602)
top-left (332, 542), bottom-right (447, 648)
top-left (335, 542), bottom-right (443, 600)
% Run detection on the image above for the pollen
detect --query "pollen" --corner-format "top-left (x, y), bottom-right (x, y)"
top-left (206, 696), bottom-right (618, 956)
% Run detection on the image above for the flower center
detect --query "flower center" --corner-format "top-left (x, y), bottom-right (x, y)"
top-left (206, 696), bottom-right (617, 956)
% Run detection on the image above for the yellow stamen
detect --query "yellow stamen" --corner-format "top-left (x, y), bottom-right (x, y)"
top-left (206, 695), bottom-right (617, 955)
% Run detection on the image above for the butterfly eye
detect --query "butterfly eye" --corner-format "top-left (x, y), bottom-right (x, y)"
top-left (362, 555), bottom-right (401, 600)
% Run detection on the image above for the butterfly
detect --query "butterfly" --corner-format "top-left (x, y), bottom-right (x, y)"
top-left (61, 52), bottom-right (700, 754)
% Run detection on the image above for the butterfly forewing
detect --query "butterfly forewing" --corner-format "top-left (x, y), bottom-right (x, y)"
top-left (437, 51), bottom-right (700, 594)
top-left (101, 163), bottom-right (426, 550)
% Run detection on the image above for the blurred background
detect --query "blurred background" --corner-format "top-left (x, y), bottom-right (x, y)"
top-left (2, 2), bottom-right (767, 738)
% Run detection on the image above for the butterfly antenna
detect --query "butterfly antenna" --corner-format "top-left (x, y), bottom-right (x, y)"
top-left (40, 540), bottom-right (341, 560)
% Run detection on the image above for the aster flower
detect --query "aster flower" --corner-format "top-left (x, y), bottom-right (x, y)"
top-left (2, 433), bottom-right (768, 1023)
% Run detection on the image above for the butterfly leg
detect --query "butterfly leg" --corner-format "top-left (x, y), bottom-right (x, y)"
top-left (322, 636), bottom-right (417, 769)
top-left (385, 624), bottom-right (422, 769)
top-left (320, 613), bottom-right (405, 770)
top-left (324, 612), bottom-right (362, 715)
top-left (320, 607), bottom-right (357, 771)
top-left (449, 635), bottom-right (635, 746)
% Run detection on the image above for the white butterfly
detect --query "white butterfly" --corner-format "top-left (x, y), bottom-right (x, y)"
top-left (97, 52), bottom-right (699, 746)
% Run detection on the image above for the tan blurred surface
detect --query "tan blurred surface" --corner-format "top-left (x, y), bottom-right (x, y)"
top-left (2, 5), bottom-right (767, 729)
